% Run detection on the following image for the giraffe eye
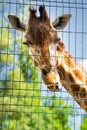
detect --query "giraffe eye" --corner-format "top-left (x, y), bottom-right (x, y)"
top-left (23, 42), bottom-right (28, 45)
top-left (23, 41), bottom-right (33, 45)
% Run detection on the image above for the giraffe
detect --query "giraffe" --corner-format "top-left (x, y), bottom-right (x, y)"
top-left (8, 5), bottom-right (87, 112)
top-left (8, 5), bottom-right (68, 91)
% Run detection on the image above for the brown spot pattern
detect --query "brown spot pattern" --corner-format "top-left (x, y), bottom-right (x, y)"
top-left (84, 100), bottom-right (87, 106)
top-left (58, 65), bottom-right (66, 80)
top-left (64, 57), bottom-right (74, 68)
top-left (67, 73), bottom-right (74, 83)
top-left (80, 88), bottom-right (87, 98)
top-left (71, 84), bottom-right (80, 97)
top-left (73, 70), bottom-right (82, 81)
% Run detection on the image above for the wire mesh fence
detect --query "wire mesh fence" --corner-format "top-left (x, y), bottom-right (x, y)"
top-left (0, 0), bottom-right (87, 130)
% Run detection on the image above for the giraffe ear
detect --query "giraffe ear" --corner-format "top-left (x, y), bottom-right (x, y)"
top-left (52, 14), bottom-right (72, 30)
top-left (8, 15), bottom-right (26, 31)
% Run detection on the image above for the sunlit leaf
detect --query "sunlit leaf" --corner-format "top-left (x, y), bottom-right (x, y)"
top-left (0, 54), bottom-right (14, 63)
top-left (0, 29), bottom-right (12, 50)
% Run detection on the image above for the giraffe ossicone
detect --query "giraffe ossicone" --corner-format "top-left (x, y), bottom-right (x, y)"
top-left (8, 5), bottom-right (87, 112)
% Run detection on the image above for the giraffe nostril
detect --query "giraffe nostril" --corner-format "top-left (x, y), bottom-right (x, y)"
top-left (55, 85), bottom-right (58, 90)
top-left (55, 82), bottom-right (59, 89)
top-left (42, 69), bottom-right (47, 75)
top-left (55, 82), bottom-right (62, 90)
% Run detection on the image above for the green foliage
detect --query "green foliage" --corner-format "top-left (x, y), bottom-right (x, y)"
top-left (0, 54), bottom-right (14, 63)
top-left (0, 29), bottom-right (12, 50)
top-left (0, 28), bottom-right (14, 64)
top-left (0, 67), bottom-right (41, 130)
top-left (80, 116), bottom-right (87, 130)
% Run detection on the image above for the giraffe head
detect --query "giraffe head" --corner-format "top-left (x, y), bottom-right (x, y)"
top-left (8, 5), bottom-right (71, 91)
top-left (8, 6), bottom-right (71, 46)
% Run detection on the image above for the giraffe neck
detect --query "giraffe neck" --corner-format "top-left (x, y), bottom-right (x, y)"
top-left (56, 41), bottom-right (87, 112)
